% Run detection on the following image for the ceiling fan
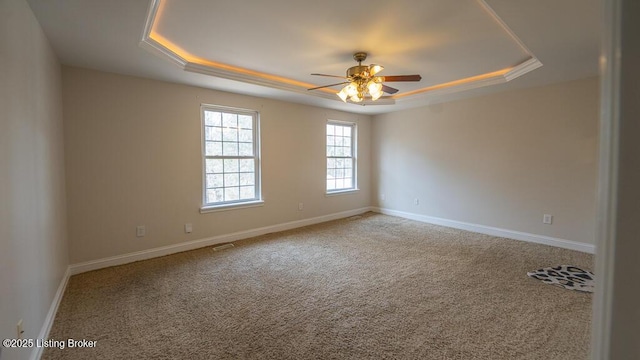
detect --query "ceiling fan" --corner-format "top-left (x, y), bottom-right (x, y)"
top-left (308, 52), bottom-right (422, 103)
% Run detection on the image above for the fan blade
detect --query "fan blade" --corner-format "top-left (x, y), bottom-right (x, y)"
top-left (382, 75), bottom-right (422, 82)
top-left (307, 82), bottom-right (348, 91)
top-left (311, 73), bottom-right (347, 79)
top-left (381, 84), bottom-right (399, 94)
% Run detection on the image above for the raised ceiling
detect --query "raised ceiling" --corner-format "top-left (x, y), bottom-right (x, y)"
top-left (26, 0), bottom-right (601, 114)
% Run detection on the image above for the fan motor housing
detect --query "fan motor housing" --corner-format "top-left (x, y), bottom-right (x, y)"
top-left (346, 65), bottom-right (369, 79)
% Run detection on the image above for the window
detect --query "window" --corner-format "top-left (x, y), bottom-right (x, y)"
top-left (326, 121), bottom-right (356, 192)
top-left (202, 105), bottom-right (261, 209)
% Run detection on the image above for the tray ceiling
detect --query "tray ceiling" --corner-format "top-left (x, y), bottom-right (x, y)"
top-left (141, 0), bottom-right (541, 104)
top-left (26, 0), bottom-right (601, 114)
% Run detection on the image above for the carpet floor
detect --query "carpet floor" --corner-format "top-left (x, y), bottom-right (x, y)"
top-left (43, 213), bottom-right (593, 359)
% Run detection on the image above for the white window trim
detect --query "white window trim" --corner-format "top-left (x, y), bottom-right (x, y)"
top-left (326, 120), bottom-right (358, 194)
top-left (200, 104), bottom-right (262, 212)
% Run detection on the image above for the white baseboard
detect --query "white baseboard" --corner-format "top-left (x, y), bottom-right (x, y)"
top-left (372, 207), bottom-right (595, 254)
top-left (69, 207), bottom-right (373, 275)
top-left (31, 266), bottom-right (71, 360)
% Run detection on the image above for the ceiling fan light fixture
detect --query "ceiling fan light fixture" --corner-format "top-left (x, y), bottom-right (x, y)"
top-left (346, 82), bottom-right (358, 97)
top-left (350, 94), bottom-right (363, 103)
top-left (311, 52), bottom-right (421, 104)
top-left (367, 79), bottom-right (383, 101)
top-left (369, 64), bottom-right (384, 76)
top-left (337, 88), bottom-right (349, 102)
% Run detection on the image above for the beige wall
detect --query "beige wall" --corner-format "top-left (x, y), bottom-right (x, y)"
top-left (62, 67), bottom-right (371, 264)
top-left (0, 0), bottom-right (68, 359)
top-left (372, 77), bottom-right (599, 245)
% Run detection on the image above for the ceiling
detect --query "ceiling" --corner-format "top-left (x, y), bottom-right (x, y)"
top-left (26, 0), bottom-right (602, 115)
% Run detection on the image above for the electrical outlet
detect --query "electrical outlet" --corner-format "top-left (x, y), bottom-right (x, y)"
top-left (414, 198), bottom-right (420, 206)
top-left (185, 223), bottom-right (193, 234)
top-left (136, 225), bottom-right (146, 237)
top-left (298, 202), bottom-right (304, 211)
top-left (543, 214), bottom-right (553, 225)
top-left (17, 319), bottom-right (23, 339)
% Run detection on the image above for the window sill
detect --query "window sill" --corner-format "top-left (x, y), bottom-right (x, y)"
top-left (200, 200), bottom-right (265, 214)
top-left (325, 189), bottom-right (359, 197)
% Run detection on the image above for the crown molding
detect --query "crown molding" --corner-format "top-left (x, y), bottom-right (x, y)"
top-left (183, 63), bottom-right (338, 101)
top-left (504, 57), bottom-right (544, 82)
top-left (395, 57), bottom-right (543, 102)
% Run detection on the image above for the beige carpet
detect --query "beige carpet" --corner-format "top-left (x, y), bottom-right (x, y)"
top-left (43, 213), bottom-right (593, 359)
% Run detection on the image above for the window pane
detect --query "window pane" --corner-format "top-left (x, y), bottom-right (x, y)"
top-left (224, 173), bottom-right (239, 187)
top-left (344, 178), bottom-right (353, 188)
top-left (213, 174), bottom-right (224, 188)
top-left (205, 126), bottom-right (214, 141)
top-left (327, 158), bottom-right (335, 168)
top-left (327, 179), bottom-right (336, 190)
top-left (327, 135), bottom-right (335, 146)
top-left (327, 146), bottom-right (335, 156)
top-left (238, 115), bottom-right (253, 129)
top-left (205, 111), bottom-right (221, 126)
top-left (206, 159), bottom-right (223, 174)
top-left (205, 126), bottom-right (223, 141)
top-left (239, 142), bottom-right (253, 156)
top-left (212, 127), bottom-right (222, 141)
top-left (225, 187), bottom-right (239, 201)
top-left (240, 172), bottom-right (255, 186)
top-left (239, 129), bottom-right (253, 142)
top-left (344, 158), bottom-right (352, 168)
top-left (206, 188), bottom-right (223, 203)
top-left (240, 186), bottom-right (255, 199)
top-left (206, 189), bottom-right (215, 203)
top-left (223, 127), bottom-right (238, 141)
top-left (224, 159), bottom-right (239, 172)
top-left (239, 159), bottom-right (254, 172)
top-left (345, 166), bottom-right (353, 175)
top-left (327, 124), bottom-right (334, 135)
top-left (205, 174), bottom-right (220, 189)
top-left (222, 113), bottom-right (237, 128)
top-left (223, 142), bottom-right (238, 156)
top-left (343, 126), bottom-right (351, 137)
top-left (205, 141), bottom-right (223, 156)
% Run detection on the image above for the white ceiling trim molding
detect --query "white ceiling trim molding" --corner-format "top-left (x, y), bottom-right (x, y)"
top-left (396, 57), bottom-right (543, 101)
top-left (476, 0), bottom-right (537, 56)
top-left (504, 57), bottom-right (544, 82)
top-left (139, 0), bottom-right (187, 68)
top-left (183, 63), bottom-right (341, 102)
top-left (138, 37), bottom-right (188, 69)
top-left (139, 0), bottom-right (541, 106)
